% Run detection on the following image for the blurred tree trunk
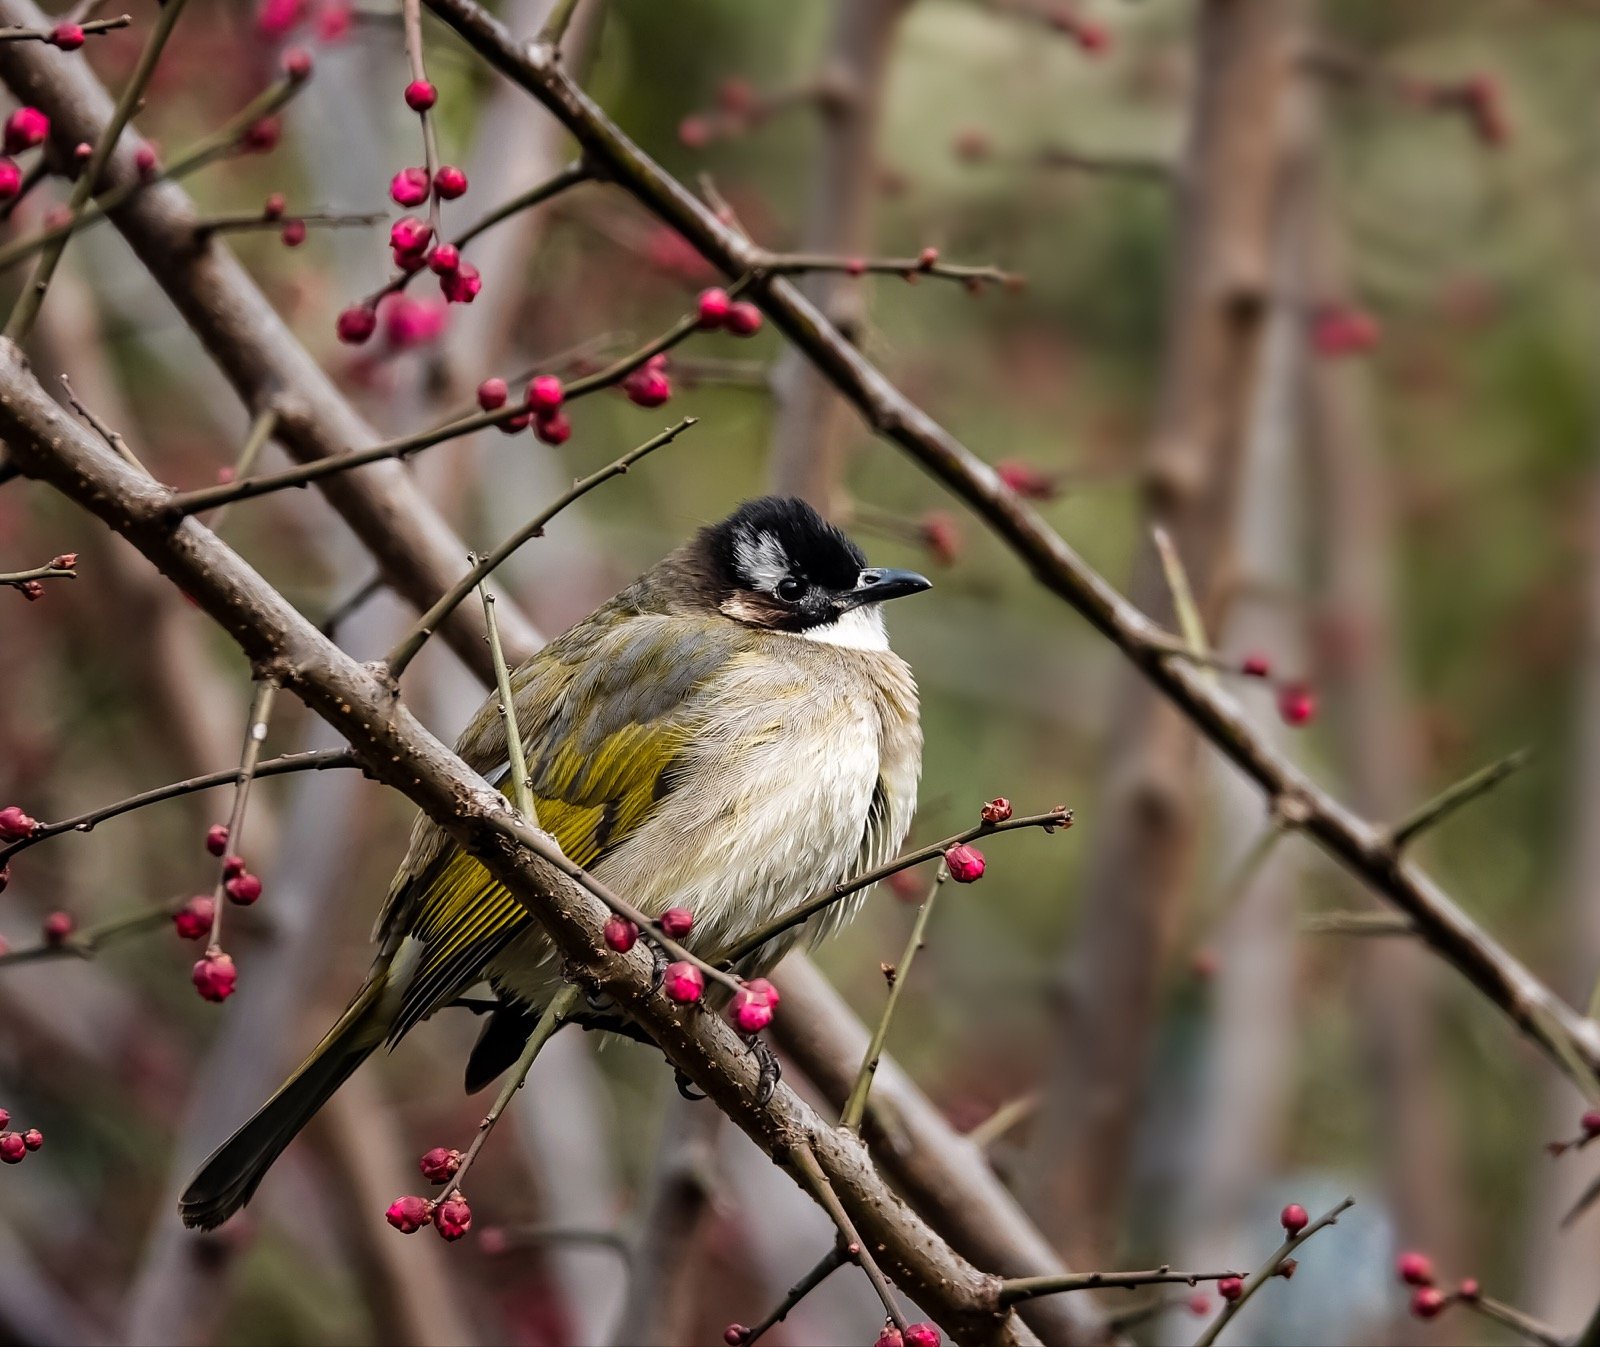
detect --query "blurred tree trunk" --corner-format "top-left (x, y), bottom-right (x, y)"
top-left (768, 0), bottom-right (908, 516)
top-left (1303, 152), bottom-right (1466, 1341)
top-left (1025, 0), bottom-right (1304, 1266)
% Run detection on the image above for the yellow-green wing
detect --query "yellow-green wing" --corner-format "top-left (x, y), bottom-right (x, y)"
top-left (382, 610), bottom-right (739, 1036)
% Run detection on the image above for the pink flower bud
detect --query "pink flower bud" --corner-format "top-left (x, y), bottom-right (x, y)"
top-left (724, 301), bottom-right (763, 336)
top-left (280, 219), bottom-right (307, 248)
top-left (1458, 1278), bottom-right (1480, 1302)
top-left (434, 165), bottom-right (468, 199)
top-left (133, 143), bottom-right (159, 179)
top-left (497, 412), bottom-right (532, 435)
top-left (389, 215), bottom-right (432, 258)
top-left (980, 797), bottom-right (1012, 824)
top-left (603, 916), bottom-right (639, 952)
top-left (1582, 1108), bottom-right (1600, 1138)
top-left (317, 2), bottom-right (353, 40)
top-left (3, 107), bottom-right (48, 155)
top-left (254, 0), bottom-right (304, 38)
top-left (1397, 1251), bottom-right (1435, 1286)
top-left (440, 260), bottom-right (481, 304)
top-left (336, 305), bottom-right (377, 345)
top-left (1312, 304), bottom-right (1381, 358)
top-left (1240, 653), bottom-right (1271, 678)
top-left (677, 114), bottom-right (711, 148)
top-left (1281, 1203), bottom-right (1308, 1236)
top-left (904, 1325), bottom-right (941, 1347)
top-left (389, 166), bottom-right (431, 208)
top-left (0, 1109), bottom-right (8, 1129)
top-left (281, 47), bottom-right (314, 80)
top-left (433, 1194), bottom-right (471, 1240)
top-left (385, 1194), bottom-right (431, 1233)
top-left (223, 854), bottom-right (246, 879)
top-left (997, 459), bottom-right (1057, 501)
top-left (173, 896), bottom-right (215, 941)
top-left (225, 872), bottom-right (263, 906)
top-left (730, 979), bottom-right (778, 1033)
top-left (723, 1326), bottom-right (748, 1346)
top-left (0, 1134), bottom-right (24, 1164)
top-left (0, 157), bottom-right (20, 200)
top-left (659, 907), bottom-right (693, 938)
top-left (1410, 1287), bottom-right (1446, 1320)
top-left (0, 806), bottom-right (37, 840)
top-left (944, 843), bottom-right (986, 883)
top-left (428, 243), bottom-right (461, 275)
top-left (1217, 1276), bottom-right (1243, 1302)
top-left (533, 411), bottom-right (571, 446)
top-left (205, 824), bottom-right (230, 856)
top-left (192, 952), bottom-right (238, 1003)
top-left (1277, 682), bottom-right (1317, 727)
top-left (383, 294), bottom-right (448, 348)
top-left (241, 117), bottom-right (281, 154)
top-left (42, 911), bottom-right (74, 945)
top-left (418, 1147), bottom-right (461, 1184)
top-left (262, 194), bottom-right (286, 221)
top-left (49, 22), bottom-right (86, 50)
top-left (21, 1128), bottom-right (40, 1151)
top-left (526, 375), bottom-right (564, 413)
top-left (874, 1324), bottom-right (903, 1347)
top-left (697, 287), bottom-right (732, 329)
top-left (477, 377), bottom-right (508, 411)
top-left (622, 367), bottom-right (671, 408)
top-left (404, 80), bottom-right (437, 112)
top-left (663, 961), bottom-right (704, 1004)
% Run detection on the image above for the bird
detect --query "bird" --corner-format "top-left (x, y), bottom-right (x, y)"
top-left (180, 495), bottom-right (928, 1230)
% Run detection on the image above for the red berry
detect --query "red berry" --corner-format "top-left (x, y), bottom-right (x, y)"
top-left (49, 22), bottom-right (86, 50)
top-left (622, 367), bottom-right (672, 408)
top-left (192, 952), bottom-right (238, 1003)
top-left (173, 896), bottom-right (215, 941)
top-left (0, 1134), bottom-right (24, 1164)
top-left (1410, 1287), bottom-right (1447, 1320)
top-left (3, 107), bottom-right (47, 155)
top-left (390, 166), bottom-right (430, 208)
top-left (225, 871), bottom-right (263, 906)
top-left (944, 843), bottom-right (986, 883)
top-left (337, 304), bottom-right (377, 345)
top-left (404, 80), bottom-right (437, 112)
top-left (440, 260), bottom-right (482, 304)
top-left (21, 1128), bottom-right (40, 1151)
top-left (1397, 1251), bottom-right (1435, 1286)
top-left (206, 824), bottom-right (230, 856)
top-left (980, 797), bottom-right (1012, 824)
top-left (1277, 682), bottom-right (1317, 727)
top-left (526, 375), bottom-right (564, 413)
top-left (663, 961), bottom-right (704, 1004)
top-left (904, 1326), bottom-right (940, 1347)
top-left (533, 411), bottom-right (570, 445)
top-left (280, 219), bottom-right (307, 248)
top-left (428, 243), bottom-right (461, 275)
top-left (241, 117), bottom-right (281, 153)
top-left (476, 377), bottom-right (508, 411)
top-left (418, 1146), bottom-right (461, 1184)
top-left (389, 215), bottom-right (432, 258)
top-left (603, 916), bottom-right (639, 952)
top-left (697, 287), bottom-right (732, 329)
top-left (385, 1194), bottom-right (431, 1234)
top-left (0, 806), bottom-right (37, 840)
top-left (1281, 1203), bottom-right (1309, 1236)
top-left (433, 1194), bottom-right (471, 1240)
top-left (133, 143), bottom-right (159, 179)
top-left (42, 911), bottom-right (74, 945)
top-left (996, 459), bottom-right (1057, 501)
top-left (434, 165), bottom-right (468, 199)
top-left (282, 47), bottom-right (314, 80)
top-left (731, 979), bottom-right (778, 1033)
top-left (659, 907), bottom-right (693, 938)
top-left (724, 301), bottom-right (763, 336)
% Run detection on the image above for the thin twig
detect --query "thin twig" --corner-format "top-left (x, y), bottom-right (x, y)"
top-left (1153, 523), bottom-right (1210, 670)
top-left (60, 374), bottom-right (143, 471)
top-left (1461, 1294), bottom-right (1571, 1347)
top-left (791, 1142), bottom-right (906, 1332)
top-left (0, 558), bottom-right (75, 590)
top-left (718, 806), bottom-right (1072, 968)
top-left (0, 898), bottom-right (178, 968)
top-left (387, 417), bottom-right (697, 676)
top-left (841, 867), bottom-right (945, 1132)
top-left (1386, 748), bottom-right (1533, 851)
top-left (6, 0), bottom-right (192, 340)
top-left (320, 574), bottom-right (386, 638)
top-left (1000, 1266), bottom-right (1247, 1306)
top-left (755, 248), bottom-right (1019, 289)
top-left (964, 1092), bottom-right (1038, 1152)
top-left (480, 582), bottom-right (536, 826)
top-left (207, 405), bottom-right (280, 531)
top-left (205, 679), bottom-right (278, 954)
top-left (739, 1244), bottom-right (851, 1346)
top-left (1301, 911), bottom-right (1417, 937)
top-left (0, 13), bottom-right (127, 41)
top-left (1192, 1198), bottom-right (1354, 1347)
top-left (0, 750), bottom-right (356, 865)
top-left (194, 209), bottom-right (383, 237)
top-left (535, 0), bottom-right (585, 50)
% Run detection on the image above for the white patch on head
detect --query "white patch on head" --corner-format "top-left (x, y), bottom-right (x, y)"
top-left (732, 527), bottom-right (791, 593)
top-left (796, 604), bottom-right (890, 652)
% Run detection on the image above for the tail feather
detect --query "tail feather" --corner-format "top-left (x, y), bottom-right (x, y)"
top-left (179, 979), bottom-right (389, 1230)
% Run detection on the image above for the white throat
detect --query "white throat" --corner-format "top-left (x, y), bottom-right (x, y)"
top-left (796, 604), bottom-right (890, 652)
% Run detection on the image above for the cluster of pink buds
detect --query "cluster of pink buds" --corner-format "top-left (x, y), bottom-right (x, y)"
top-left (1395, 1248), bottom-right (1480, 1321)
top-left (622, 356), bottom-right (673, 409)
top-left (222, 854), bottom-right (264, 906)
top-left (0, 1109), bottom-right (43, 1166)
top-left (1311, 303), bottom-right (1381, 358)
top-left (695, 287), bottom-right (763, 337)
top-left (729, 977), bottom-right (779, 1033)
top-left (523, 375), bottom-right (570, 444)
top-left (874, 1323), bottom-right (941, 1347)
top-left (388, 164), bottom-right (468, 208)
top-left (386, 1191), bottom-right (473, 1241)
top-left (980, 797), bottom-right (1012, 824)
top-left (0, 805), bottom-right (37, 841)
top-left (0, 107), bottom-right (44, 202)
top-left (1215, 652), bottom-right (1318, 728)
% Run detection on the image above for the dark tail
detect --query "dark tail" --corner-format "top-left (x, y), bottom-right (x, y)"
top-left (179, 978), bottom-right (389, 1230)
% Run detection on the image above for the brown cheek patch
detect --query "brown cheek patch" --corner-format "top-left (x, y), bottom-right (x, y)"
top-left (721, 593), bottom-right (789, 627)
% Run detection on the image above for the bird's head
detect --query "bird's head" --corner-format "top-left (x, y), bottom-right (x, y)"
top-left (682, 496), bottom-right (930, 649)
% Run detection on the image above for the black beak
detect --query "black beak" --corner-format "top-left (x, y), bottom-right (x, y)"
top-left (844, 567), bottom-right (932, 608)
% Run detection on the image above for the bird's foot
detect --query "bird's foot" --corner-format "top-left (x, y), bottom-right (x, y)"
top-left (747, 1035), bottom-right (781, 1106)
top-left (674, 1067), bottom-right (707, 1101)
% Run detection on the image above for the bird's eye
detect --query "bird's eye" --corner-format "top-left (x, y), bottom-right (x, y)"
top-left (776, 577), bottom-right (805, 603)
